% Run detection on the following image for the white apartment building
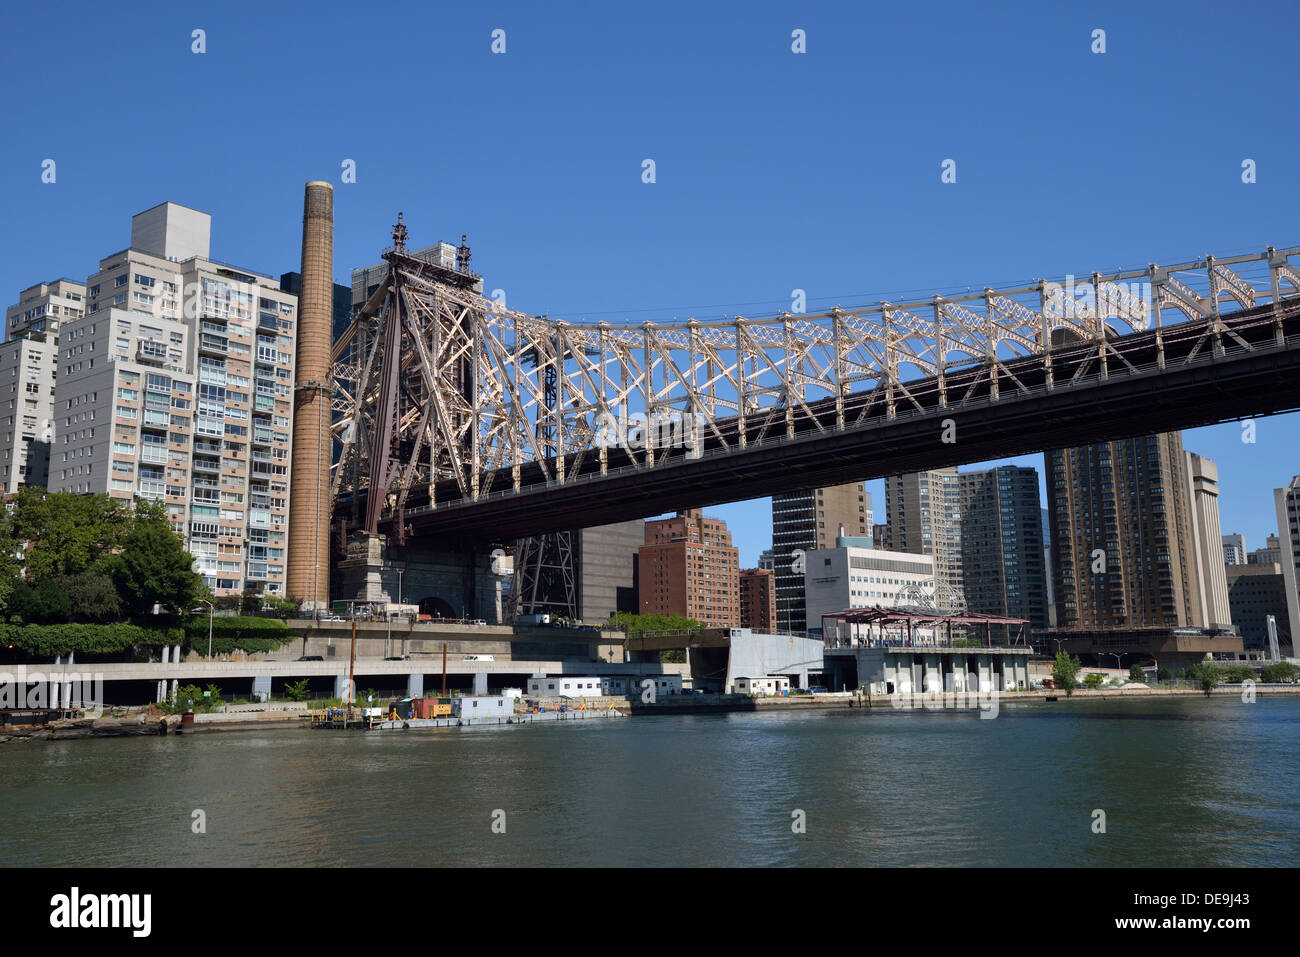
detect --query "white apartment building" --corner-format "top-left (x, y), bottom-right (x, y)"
top-left (51, 202), bottom-right (297, 598)
top-left (0, 279), bottom-right (85, 491)
top-left (804, 545), bottom-right (935, 638)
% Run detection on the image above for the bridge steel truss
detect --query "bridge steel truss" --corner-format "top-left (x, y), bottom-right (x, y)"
top-left (329, 235), bottom-right (1300, 540)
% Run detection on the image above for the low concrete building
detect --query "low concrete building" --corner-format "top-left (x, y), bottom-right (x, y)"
top-left (824, 645), bottom-right (1034, 694)
top-left (717, 628), bottom-right (824, 693)
top-left (733, 675), bottom-right (790, 695)
top-left (528, 676), bottom-right (600, 698)
top-left (819, 607), bottom-right (1034, 693)
top-left (601, 674), bottom-right (683, 697)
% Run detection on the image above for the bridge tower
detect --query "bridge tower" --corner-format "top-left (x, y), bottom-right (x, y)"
top-left (328, 217), bottom-right (514, 619)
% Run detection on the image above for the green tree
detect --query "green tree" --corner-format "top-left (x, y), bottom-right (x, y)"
top-left (8, 578), bottom-right (72, 624)
top-left (608, 612), bottom-right (704, 635)
top-left (260, 594), bottom-right (302, 619)
top-left (1187, 661), bottom-right (1221, 697)
top-left (1261, 662), bottom-right (1299, 683)
top-left (1052, 650), bottom-right (1082, 697)
top-left (61, 570), bottom-right (123, 623)
top-left (285, 678), bottom-right (311, 702)
top-left (1128, 664), bottom-right (1147, 683)
top-left (112, 501), bottom-right (202, 616)
top-left (1082, 672), bottom-right (1105, 689)
top-left (11, 488), bottom-right (133, 581)
top-left (164, 682), bottom-right (224, 714)
top-left (0, 504), bottom-right (22, 617)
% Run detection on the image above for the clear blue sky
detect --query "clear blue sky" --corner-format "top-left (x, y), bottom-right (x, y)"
top-left (2, 0), bottom-right (1297, 565)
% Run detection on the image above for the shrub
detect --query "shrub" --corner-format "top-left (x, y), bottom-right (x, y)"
top-left (1052, 651), bottom-right (1082, 697)
top-left (1220, 665), bottom-right (1256, 684)
top-left (181, 616), bottom-right (293, 655)
top-left (1187, 661), bottom-right (1222, 696)
top-left (0, 622), bottom-right (179, 656)
top-left (1261, 662), bottom-right (1299, 683)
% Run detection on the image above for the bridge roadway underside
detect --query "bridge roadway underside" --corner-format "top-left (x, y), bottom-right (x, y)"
top-left (387, 304), bottom-right (1300, 542)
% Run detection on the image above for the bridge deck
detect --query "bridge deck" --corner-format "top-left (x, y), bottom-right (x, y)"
top-left (366, 301), bottom-right (1300, 540)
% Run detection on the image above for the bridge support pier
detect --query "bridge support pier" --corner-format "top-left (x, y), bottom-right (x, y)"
top-left (407, 673), bottom-right (424, 698)
top-left (334, 531), bottom-right (506, 623)
top-left (334, 674), bottom-right (354, 702)
top-left (472, 673), bottom-right (488, 696)
top-left (250, 675), bottom-right (271, 704)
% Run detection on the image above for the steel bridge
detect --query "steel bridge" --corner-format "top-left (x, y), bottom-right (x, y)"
top-left (330, 231), bottom-right (1300, 545)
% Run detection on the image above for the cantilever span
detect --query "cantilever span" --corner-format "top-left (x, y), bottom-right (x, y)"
top-left (329, 237), bottom-right (1300, 542)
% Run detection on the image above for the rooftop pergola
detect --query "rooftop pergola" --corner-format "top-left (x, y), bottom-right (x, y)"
top-left (821, 606), bottom-right (1030, 649)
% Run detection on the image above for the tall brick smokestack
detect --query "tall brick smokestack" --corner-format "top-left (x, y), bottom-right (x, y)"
top-left (287, 181), bottom-right (334, 611)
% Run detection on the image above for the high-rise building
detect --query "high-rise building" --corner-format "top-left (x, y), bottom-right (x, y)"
top-left (1248, 534), bottom-right (1282, 566)
top-left (1273, 478), bottom-right (1300, 649)
top-left (1227, 563), bottom-right (1291, 653)
top-left (958, 466), bottom-right (1049, 630)
top-left (1185, 453), bottom-right (1232, 629)
top-left (1042, 507), bottom-right (1057, 627)
top-left (772, 482), bottom-right (872, 634)
top-left (872, 523), bottom-right (892, 550)
top-left (51, 202), bottom-right (297, 599)
top-left (639, 509), bottom-right (740, 627)
top-left (1222, 533), bottom-right (1247, 566)
top-left (279, 271), bottom-right (352, 345)
top-left (578, 520), bottom-right (644, 623)
top-left (886, 468), bottom-right (962, 609)
top-left (739, 568), bottom-right (777, 632)
top-left (1046, 433), bottom-right (1200, 629)
top-left (0, 279), bottom-right (84, 491)
top-left (757, 548), bottom-right (774, 571)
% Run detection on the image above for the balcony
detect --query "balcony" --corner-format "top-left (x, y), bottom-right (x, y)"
top-left (193, 457), bottom-right (220, 473)
top-left (136, 341), bottom-right (167, 365)
top-left (137, 481), bottom-right (165, 501)
top-left (199, 333), bottom-right (228, 356)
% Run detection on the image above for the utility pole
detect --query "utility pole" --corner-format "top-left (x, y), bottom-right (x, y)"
top-left (348, 619), bottom-right (357, 714)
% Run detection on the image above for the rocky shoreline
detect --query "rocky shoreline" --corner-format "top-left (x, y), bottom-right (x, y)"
top-left (0, 713), bottom-right (185, 744)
